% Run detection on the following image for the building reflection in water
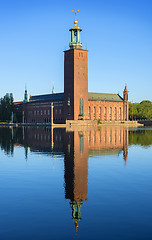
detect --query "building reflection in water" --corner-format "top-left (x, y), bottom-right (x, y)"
top-left (87, 127), bottom-right (128, 164)
top-left (0, 126), bottom-right (128, 233)
top-left (20, 126), bottom-right (128, 232)
top-left (64, 130), bottom-right (88, 232)
top-left (64, 127), bottom-right (128, 233)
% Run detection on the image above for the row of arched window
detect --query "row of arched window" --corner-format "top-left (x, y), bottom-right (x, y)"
top-left (88, 106), bottom-right (123, 120)
top-left (28, 108), bottom-right (62, 117)
top-left (87, 130), bottom-right (123, 145)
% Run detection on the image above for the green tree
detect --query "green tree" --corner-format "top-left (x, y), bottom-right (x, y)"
top-left (129, 100), bottom-right (152, 120)
top-left (0, 93), bottom-right (14, 121)
top-left (129, 130), bottom-right (152, 146)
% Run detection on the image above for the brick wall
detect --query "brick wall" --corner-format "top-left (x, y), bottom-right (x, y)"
top-left (23, 100), bottom-right (64, 123)
top-left (88, 100), bottom-right (125, 121)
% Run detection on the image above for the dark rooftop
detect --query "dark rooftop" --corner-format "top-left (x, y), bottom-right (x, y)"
top-left (29, 93), bottom-right (64, 102)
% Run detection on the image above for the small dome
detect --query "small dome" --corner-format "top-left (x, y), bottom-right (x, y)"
top-left (74, 17), bottom-right (78, 28)
top-left (74, 19), bottom-right (78, 25)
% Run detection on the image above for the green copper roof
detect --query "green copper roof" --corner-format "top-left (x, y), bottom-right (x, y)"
top-left (88, 92), bottom-right (123, 102)
top-left (89, 148), bottom-right (122, 157)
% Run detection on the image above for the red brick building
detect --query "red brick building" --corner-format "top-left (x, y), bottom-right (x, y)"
top-left (23, 17), bottom-right (129, 124)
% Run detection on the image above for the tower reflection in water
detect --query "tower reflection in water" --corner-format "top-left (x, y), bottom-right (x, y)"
top-left (64, 130), bottom-right (88, 231)
top-left (21, 126), bottom-right (128, 232)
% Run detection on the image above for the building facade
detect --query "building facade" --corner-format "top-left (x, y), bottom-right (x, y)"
top-left (23, 17), bottom-right (129, 123)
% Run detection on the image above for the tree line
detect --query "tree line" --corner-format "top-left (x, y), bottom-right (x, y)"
top-left (0, 93), bottom-right (14, 122)
top-left (0, 127), bottom-right (23, 155)
top-left (129, 130), bottom-right (152, 146)
top-left (129, 100), bottom-right (152, 120)
top-left (0, 93), bottom-right (22, 122)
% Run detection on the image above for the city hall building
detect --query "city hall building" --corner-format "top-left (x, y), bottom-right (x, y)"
top-left (23, 17), bottom-right (129, 124)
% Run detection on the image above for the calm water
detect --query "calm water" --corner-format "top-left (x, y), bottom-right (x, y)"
top-left (0, 126), bottom-right (152, 240)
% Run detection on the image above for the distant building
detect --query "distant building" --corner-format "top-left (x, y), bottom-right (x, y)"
top-left (22, 17), bottom-right (129, 124)
top-left (13, 101), bottom-right (23, 111)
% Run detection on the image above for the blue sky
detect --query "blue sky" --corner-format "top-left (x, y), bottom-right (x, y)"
top-left (0, 0), bottom-right (151, 102)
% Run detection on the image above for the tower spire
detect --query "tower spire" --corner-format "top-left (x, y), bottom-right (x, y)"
top-left (69, 10), bottom-right (82, 49)
top-left (52, 81), bottom-right (54, 94)
top-left (72, 10), bottom-right (79, 28)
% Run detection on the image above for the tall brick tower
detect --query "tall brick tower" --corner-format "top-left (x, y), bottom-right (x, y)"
top-left (64, 14), bottom-right (88, 120)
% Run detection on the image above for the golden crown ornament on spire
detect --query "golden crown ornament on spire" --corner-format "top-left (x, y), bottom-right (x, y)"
top-left (72, 9), bottom-right (79, 28)
top-left (70, 10), bottom-right (82, 49)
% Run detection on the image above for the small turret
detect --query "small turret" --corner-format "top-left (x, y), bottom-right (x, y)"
top-left (123, 85), bottom-right (129, 121)
top-left (23, 87), bottom-right (28, 103)
top-left (123, 85), bottom-right (128, 101)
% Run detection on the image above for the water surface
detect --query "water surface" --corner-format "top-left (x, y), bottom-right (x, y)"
top-left (0, 126), bottom-right (152, 239)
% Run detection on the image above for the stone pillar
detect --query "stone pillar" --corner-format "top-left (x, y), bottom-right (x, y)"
top-left (71, 30), bottom-right (75, 43)
top-left (23, 111), bottom-right (24, 124)
top-left (51, 127), bottom-right (54, 149)
top-left (77, 29), bottom-right (81, 43)
top-left (51, 103), bottom-right (54, 126)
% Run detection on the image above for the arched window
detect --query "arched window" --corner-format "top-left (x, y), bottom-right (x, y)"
top-left (79, 98), bottom-right (84, 115)
top-left (110, 107), bottom-right (112, 120)
top-left (79, 134), bottom-right (84, 153)
top-left (79, 99), bottom-right (82, 115)
top-left (82, 98), bottom-right (84, 115)
top-left (93, 107), bottom-right (96, 119)
top-left (88, 107), bottom-right (91, 119)
top-left (104, 107), bottom-right (107, 120)
top-left (115, 130), bottom-right (117, 144)
top-left (79, 98), bottom-right (84, 116)
top-left (99, 107), bottom-right (101, 119)
top-left (119, 107), bottom-right (121, 120)
top-left (115, 107), bottom-right (117, 120)
top-left (110, 133), bottom-right (112, 143)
